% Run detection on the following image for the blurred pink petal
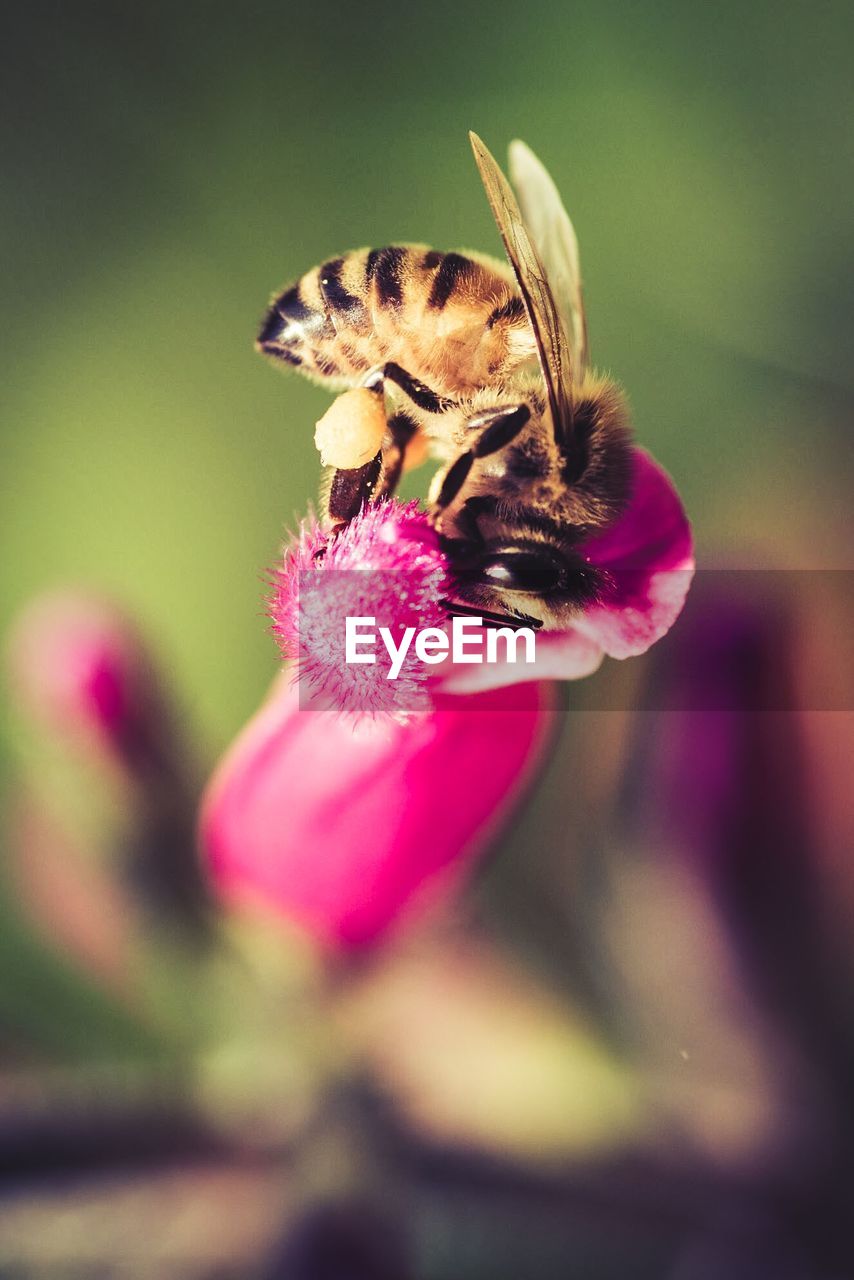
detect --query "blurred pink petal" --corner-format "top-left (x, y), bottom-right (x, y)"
top-left (9, 792), bottom-right (137, 995)
top-left (573, 446), bottom-right (695, 659)
top-left (6, 589), bottom-right (171, 774)
top-left (442, 447), bottom-right (693, 692)
top-left (200, 677), bottom-right (555, 949)
top-left (6, 589), bottom-right (213, 941)
top-left (439, 629), bottom-right (604, 694)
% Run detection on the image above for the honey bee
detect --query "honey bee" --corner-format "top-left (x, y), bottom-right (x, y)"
top-left (257, 132), bottom-right (633, 629)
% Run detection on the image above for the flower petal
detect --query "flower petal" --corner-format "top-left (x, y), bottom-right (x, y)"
top-left (200, 676), bottom-right (555, 949)
top-left (6, 588), bottom-right (177, 773)
top-left (573, 447), bottom-right (695, 659)
top-left (438, 629), bottom-right (604, 694)
top-left (437, 448), bottom-right (693, 690)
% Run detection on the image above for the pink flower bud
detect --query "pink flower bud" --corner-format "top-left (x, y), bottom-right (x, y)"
top-left (7, 589), bottom-right (210, 936)
top-left (200, 678), bottom-right (555, 950)
top-left (6, 589), bottom-right (171, 778)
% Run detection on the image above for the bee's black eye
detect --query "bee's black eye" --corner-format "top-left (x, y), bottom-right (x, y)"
top-left (473, 546), bottom-right (568, 595)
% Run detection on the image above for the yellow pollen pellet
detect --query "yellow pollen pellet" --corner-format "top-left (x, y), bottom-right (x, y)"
top-left (314, 388), bottom-right (387, 469)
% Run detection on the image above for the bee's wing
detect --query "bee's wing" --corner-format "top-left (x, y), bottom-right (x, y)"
top-left (469, 131), bottom-right (574, 447)
top-left (508, 139), bottom-right (589, 376)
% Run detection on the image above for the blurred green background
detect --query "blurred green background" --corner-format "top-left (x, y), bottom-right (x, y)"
top-left (2, 0), bottom-right (851, 752)
top-left (2, 3), bottom-right (854, 1274)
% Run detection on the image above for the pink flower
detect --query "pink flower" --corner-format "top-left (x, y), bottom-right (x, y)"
top-left (201, 443), bottom-right (691, 950)
top-left (269, 500), bottom-right (449, 718)
top-left (6, 588), bottom-right (210, 938)
top-left (200, 677), bottom-right (555, 949)
top-left (441, 447), bottom-right (694, 692)
top-left (6, 590), bottom-right (166, 772)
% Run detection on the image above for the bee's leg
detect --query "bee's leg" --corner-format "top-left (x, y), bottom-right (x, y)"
top-left (359, 358), bottom-right (451, 503)
top-left (434, 404), bottom-right (531, 511)
top-left (325, 452), bottom-right (383, 529)
top-left (374, 411), bottom-right (420, 501)
top-left (324, 408), bottom-right (420, 527)
top-left (322, 364), bottom-right (453, 529)
top-left (363, 362), bottom-right (453, 416)
top-left (451, 496), bottom-right (487, 544)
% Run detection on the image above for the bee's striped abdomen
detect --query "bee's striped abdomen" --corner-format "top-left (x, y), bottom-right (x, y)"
top-left (365, 246), bottom-right (407, 307)
top-left (426, 251), bottom-right (474, 309)
top-left (257, 286), bottom-right (323, 359)
top-left (257, 245), bottom-right (535, 397)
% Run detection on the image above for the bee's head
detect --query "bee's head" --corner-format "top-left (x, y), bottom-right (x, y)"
top-left (438, 494), bottom-right (607, 629)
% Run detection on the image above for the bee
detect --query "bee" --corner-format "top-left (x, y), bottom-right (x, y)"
top-left (256, 133), bottom-right (633, 629)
